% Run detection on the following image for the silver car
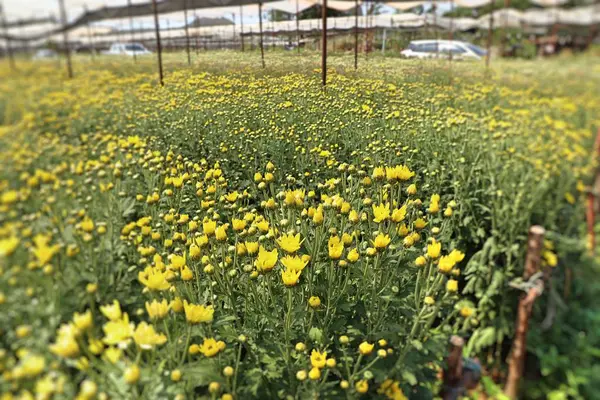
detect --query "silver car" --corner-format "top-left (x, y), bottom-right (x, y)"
top-left (103, 43), bottom-right (152, 57)
top-left (401, 40), bottom-right (487, 60)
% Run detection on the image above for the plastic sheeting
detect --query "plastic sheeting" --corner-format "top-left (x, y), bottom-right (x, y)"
top-left (386, 2), bottom-right (425, 11)
top-left (452, 0), bottom-right (491, 9)
top-left (529, 0), bottom-right (569, 6)
top-left (1, 4), bottom-right (598, 45)
top-left (265, 0), bottom-right (360, 14)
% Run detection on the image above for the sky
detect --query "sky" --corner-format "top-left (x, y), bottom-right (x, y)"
top-left (3, 0), bottom-right (449, 30)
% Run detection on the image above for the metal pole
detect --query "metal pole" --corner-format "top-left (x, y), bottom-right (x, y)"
top-left (448, 0), bottom-right (454, 62)
top-left (501, 0), bottom-right (510, 57)
top-left (381, 28), bottom-right (386, 54)
top-left (354, 0), bottom-right (358, 70)
top-left (58, 0), bottom-right (73, 78)
top-left (232, 12), bottom-right (236, 50)
top-left (240, 6), bottom-right (245, 51)
top-left (296, 0), bottom-right (300, 53)
top-left (84, 5), bottom-right (95, 61)
top-left (184, 0), bottom-right (190, 65)
top-left (321, 0), bottom-right (327, 86)
top-left (151, 0), bottom-right (164, 85)
top-left (364, 0), bottom-right (369, 58)
top-left (195, 13), bottom-right (200, 55)
top-left (433, 0), bottom-right (439, 58)
top-left (259, 2), bottom-right (265, 68)
top-left (127, 0), bottom-right (136, 63)
top-left (486, 0), bottom-right (494, 68)
top-left (0, 1), bottom-right (15, 70)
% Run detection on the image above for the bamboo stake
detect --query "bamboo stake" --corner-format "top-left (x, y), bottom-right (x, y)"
top-left (504, 225), bottom-right (546, 399)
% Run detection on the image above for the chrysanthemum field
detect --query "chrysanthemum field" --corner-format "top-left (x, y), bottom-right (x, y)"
top-left (1, 52), bottom-right (599, 400)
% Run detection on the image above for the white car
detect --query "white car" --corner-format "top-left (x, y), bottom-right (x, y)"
top-left (103, 43), bottom-right (151, 56)
top-left (33, 49), bottom-right (58, 60)
top-left (401, 40), bottom-right (487, 60)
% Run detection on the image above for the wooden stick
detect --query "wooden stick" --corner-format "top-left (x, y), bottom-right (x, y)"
top-left (504, 225), bottom-right (545, 399)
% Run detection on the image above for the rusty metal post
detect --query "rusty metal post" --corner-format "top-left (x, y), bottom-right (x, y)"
top-left (321, 0), bottom-right (327, 86)
top-left (258, 2), bottom-right (265, 68)
top-left (486, 0), bottom-right (494, 68)
top-left (58, 0), bottom-right (73, 78)
top-left (151, 0), bottom-right (164, 86)
top-left (354, 0), bottom-right (358, 70)
top-left (0, 1), bottom-right (15, 70)
top-left (184, 0), bottom-right (191, 65)
top-left (504, 226), bottom-right (546, 399)
top-left (441, 336), bottom-right (464, 400)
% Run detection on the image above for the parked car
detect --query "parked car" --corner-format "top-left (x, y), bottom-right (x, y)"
top-left (33, 49), bottom-right (58, 60)
top-left (103, 43), bottom-right (151, 56)
top-left (400, 40), bottom-right (487, 60)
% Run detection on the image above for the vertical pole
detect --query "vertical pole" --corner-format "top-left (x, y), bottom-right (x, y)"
top-left (127, 0), bottom-right (136, 63)
top-left (0, 1), bottom-right (15, 70)
top-left (151, 0), bottom-right (164, 86)
top-left (84, 5), bottom-right (95, 61)
top-left (433, 0), bottom-right (439, 58)
top-left (448, 0), bottom-right (454, 62)
top-left (486, 0), bottom-right (494, 68)
top-left (381, 28), bottom-right (386, 54)
top-left (195, 14), bottom-right (200, 55)
top-left (258, 2), bottom-right (265, 68)
top-left (296, 0), bottom-right (300, 53)
top-left (321, 0), bottom-right (327, 86)
top-left (441, 336), bottom-right (465, 400)
top-left (58, 0), bottom-right (73, 78)
top-left (232, 13), bottom-right (236, 50)
top-left (504, 226), bottom-right (546, 399)
top-left (354, 0), bottom-right (358, 70)
top-left (501, 0), bottom-right (510, 57)
top-left (364, 0), bottom-right (368, 57)
top-left (184, 0), bottom-right (191, 65)
top-left (240, 6), bottom-right (245, 51)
